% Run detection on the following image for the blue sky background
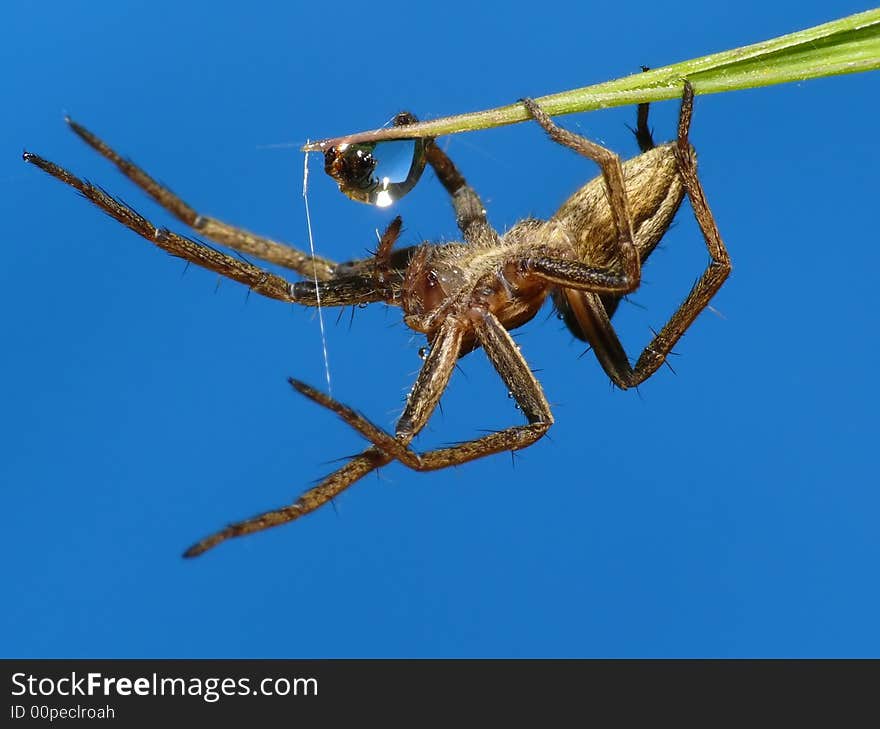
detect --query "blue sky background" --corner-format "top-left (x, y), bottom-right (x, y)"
top-left (2, 1), bottom-right (878, 657)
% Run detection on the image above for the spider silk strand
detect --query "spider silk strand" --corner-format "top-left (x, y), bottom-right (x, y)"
top-left (302, 146), bottom-right (333, 396)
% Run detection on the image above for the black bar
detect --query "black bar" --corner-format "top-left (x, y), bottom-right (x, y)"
top-left (4, 659), bottom-right (878, 724)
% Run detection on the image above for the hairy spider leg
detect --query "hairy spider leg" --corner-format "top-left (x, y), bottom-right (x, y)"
top-left (23, 152), bottom-right (306, 302)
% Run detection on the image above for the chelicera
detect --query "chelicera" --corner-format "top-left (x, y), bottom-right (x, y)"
top-left (24, 81), bottom-right (730, 557)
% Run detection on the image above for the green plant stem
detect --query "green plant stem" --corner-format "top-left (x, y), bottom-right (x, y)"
top-left (303, 8), bottom-right (880, 151)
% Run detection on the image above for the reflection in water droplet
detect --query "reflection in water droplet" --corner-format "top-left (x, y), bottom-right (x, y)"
top-left (375, 189), bottom-right (394, 208)
top-left (323, 112), bottom-right (429, 208)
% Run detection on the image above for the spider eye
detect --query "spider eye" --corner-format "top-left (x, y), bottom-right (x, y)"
top-left (323, 138), bottom-right (427, 207)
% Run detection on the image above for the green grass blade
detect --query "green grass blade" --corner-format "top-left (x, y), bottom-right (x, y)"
top-left (304, 8), bottom-right (880, 150)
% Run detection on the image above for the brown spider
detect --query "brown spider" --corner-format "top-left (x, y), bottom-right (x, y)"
top-left (23, 81), bottom-right (730, 558)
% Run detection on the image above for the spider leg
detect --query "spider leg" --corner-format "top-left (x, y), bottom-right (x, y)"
top-left (558, 289), bottom-right (637, 388)
top-left (183, 447), bottom-right (389, 557)
top-left (633, 66), bottom-right (656, 152)
top-left (373, 215), bottom-right (403, 271)
top-left (527, 255), bottom-right (639, 295)
top-left (24, 152), bottom-right (303, 303)
top-left (387, 110), bottom-right (492, 243)
top-left (633, 99), bottom-right (656, 152)
top-left (182, 318), bottom-right (465, 557)
top-left (423, 142), bottom-right (499, 246)
top-left (288, 268), bottom-right (395, 307)
top-left (290, 310), bottom-right (552, 471)
top-left (522, 98), bottom-right (641, 292)
top-left (632, 81), bottom-right (731, 380)
top-left (63, 118), bottom-right (337, 279)
top-left (560, 82), bottom-right (731, 389)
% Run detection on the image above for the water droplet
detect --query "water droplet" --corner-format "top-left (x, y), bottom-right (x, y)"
top-left (324, 137), bottom-right (427, 207)
top-left (507, 391), bottom-right (514, 399)
top-left (358, 302), bottom-right (368, 309)
top-left (418, 347), bottom-right (428, 360)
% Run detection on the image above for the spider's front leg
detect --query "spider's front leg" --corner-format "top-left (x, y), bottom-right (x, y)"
top-left (23, 152), bottom-right (304, 303)
top-left (290, 310), bottom-right (553, 472)
top-left (52, 118), bottom-right (337, 280)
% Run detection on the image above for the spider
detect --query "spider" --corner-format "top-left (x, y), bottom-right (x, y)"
top-left (23, 81), bottom-right (730, 557)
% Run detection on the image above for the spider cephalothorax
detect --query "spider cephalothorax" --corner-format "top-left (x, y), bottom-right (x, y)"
top-left (400, 228), bottom-right (556, 344)
top-left (24, 81), bottom-right (729, 557)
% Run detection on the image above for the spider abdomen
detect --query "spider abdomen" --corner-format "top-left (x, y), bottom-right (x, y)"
top-left (555, 143), bottom-right (688, 267)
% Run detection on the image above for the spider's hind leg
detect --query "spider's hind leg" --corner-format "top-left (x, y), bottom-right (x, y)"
top-left (559, 81), bottom-right (732, 389)
top-left (629, 80), bottom-right (731, 381)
